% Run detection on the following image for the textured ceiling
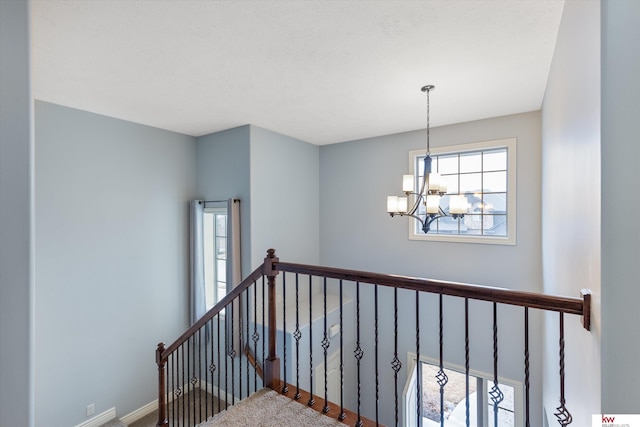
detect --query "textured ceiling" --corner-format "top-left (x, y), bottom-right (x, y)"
top-left (31, 0), bottom-right (565, 145)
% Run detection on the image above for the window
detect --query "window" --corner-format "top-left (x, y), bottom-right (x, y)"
top-left (404, 355), bottom-right (521, 426)
top-left (409, 138), bottom-right (516, 245)
top-left (203, 208), bottom-right (227, 311)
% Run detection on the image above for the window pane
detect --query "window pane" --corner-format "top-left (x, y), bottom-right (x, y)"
top-left (483, 214), bottom-right (507, 236)
top-left (216, 237), bottom-right (227, 259)
top-left (459, 173), bottom-right (482, 193)
top-left (216, 214), bottom-right (227, 237)
top-left (483, 149), bottom-right (507, 171)
top-left (217, 259), bottom-right (226, 282)
top-left (483, 193), bottom-right (507, 213)
top-left (440, 174), bottom-right (458, 195)
top-left (487, 383), bottom-right (515, 426)
top-left (483, 171), bottom-right (507, 193)
top-left (459, 152), bottom-right (481, 173)
top-left (217, 282), bottom-right (226, 300)
top-left (437, 154), bottom-right (458, 175)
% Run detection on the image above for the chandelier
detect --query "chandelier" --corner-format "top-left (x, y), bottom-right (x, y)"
top-left (386, 85), bottom-right (468, 233)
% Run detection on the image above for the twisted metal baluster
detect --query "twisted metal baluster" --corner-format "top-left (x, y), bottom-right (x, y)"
top-left (391, 288), bottom-right (402, 427)
top-left (182, 343), bottom-right (186, 426)
top-left (294, 274), bottom-right (301, 400)
top-left (339, 280), bottom-right (346, 421)
top-left (230, 302), bottom-right (235, 406)
top-left (465, 298), bottom-right (470, 427)
top-left (198, 328), bottom-right (202, 423)
top-left (416, 291), bottom-right (422, 427)
top-left (308, 275), bottom-right (315, 407)
top-left (246, 288), bottom-right (250, 397)
top-left (238, 296), bottom-right (243, 400)
top-left (322, 277), bottom-right (330, 413)
top-left (554, 312), bottom-right (573, 426)
top-left (524, 307), bottom-right (530, 427)
top-left (489, 303), bottom-right (504, 427)
top-left (282, 274), bottom-right (288, 393)
top-left (262, 276), bottom-right (265, 389)
top-left (224, 304), bottom-right (228, 410)
top-left (217, 315), bottom-right (221, 413)
top-left (374, 284), bottom-right (380, 425)
top-left (354, 281), bottom-right (364, 427)
top-left (204, 324), bottom-right (208, 421)
top-left (437, 294), bottom-right (448, 427)
top-left (253, 281), bottom-right (259, 394)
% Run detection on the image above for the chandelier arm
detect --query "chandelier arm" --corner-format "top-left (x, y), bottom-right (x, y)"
top-left (407, 194), bottom-right (423, 216)
top-left (423, 213), bottom-right (446, 234)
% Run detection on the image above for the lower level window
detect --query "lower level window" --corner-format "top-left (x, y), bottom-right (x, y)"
top-left (405, 355), bottom-right (520, 426)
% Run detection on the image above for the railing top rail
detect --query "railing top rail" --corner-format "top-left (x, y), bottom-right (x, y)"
top-left (160, 264), bottom-right (265, 359)
top-left (273, 261), bottom-right (590, 322)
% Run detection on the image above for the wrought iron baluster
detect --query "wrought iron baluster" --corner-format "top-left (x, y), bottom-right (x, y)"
top-left (391, 287), bottom-right (402, 427)
top-left (187, 337), bottom-right (191, 425)
top-left (262, 275), bottom-right (266, 390)
top-left (339, 279), bottom-right (346, 421)
top-left (437, 294), bottom-right (448, 427)
top-left (416, 291), bottom-right (422, 427)
top-left (198, 328), bottom-right (202, 423)
top-left (217, 314), bottom-right (221, 414)
top-left (181, 343), bottom-right (185, 427)
top-left (173, 350), bottom-right (178, 427)
top-left (490, 302), bottom-right (504, 427)
top-left (205, 323), bottom-right (209, 421)
top-left (253, 280), bottom-right (259, 394)
top-left (308, 275), bottom-right (315, 407)
top-left (554, 312), bottom-right (573, 426)
top-left (524, 307), bottom-right (530, 427)
top-left (246, 288), bottom-right (250, 397)
top-left (238, 296), bottom-right (242, 401)
top-left (224, 303), bottom-right (229, 410)
top-left (322, 278), bottom-right (330, 413)
top-left (465, 298), bottom-right (470, 427)
top-left (294, 274), bottom-right (301, 400)
top-left (354, 281), bottom-right (364, 427)
top-left (282, 273), bottom-right (288, 393)
top-left (230, 301), bottom-right (236, 405)
top-left (374, 284), bottom-right (379, 426)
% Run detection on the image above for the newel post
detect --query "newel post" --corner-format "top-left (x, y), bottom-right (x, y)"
top-left (156, 343), bottom-right (168, 427)
top-left (263, 248), bottom-right (281, 390)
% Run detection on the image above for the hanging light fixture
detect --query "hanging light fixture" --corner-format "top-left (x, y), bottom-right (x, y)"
top-left (386, 85), bottom-right (468, 233)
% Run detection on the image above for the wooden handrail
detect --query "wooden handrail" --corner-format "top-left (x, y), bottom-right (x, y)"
top-left (160, 264), bottom-right (265, 359)
top-left (274, 261), bottom-right (591, 330)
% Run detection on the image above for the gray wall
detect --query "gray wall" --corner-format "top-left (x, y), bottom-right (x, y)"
top-left (541, 0), bottom-right (601, 424)
top-left (197, 125), bottom-right (252, 278)
top-left (601, 0), bottom-right (640, 412)
top-left (34, 102), bottom-right (197, 426)
top-left (0, 1), bottom-right (34, 426)
top-left (249, 125), bottom-right (320, 268)
top-left (319, 111), bottom-right (543, 426)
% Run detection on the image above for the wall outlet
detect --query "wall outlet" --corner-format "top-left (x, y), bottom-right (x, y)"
top-left (86, 403), bottom-right (95, 417)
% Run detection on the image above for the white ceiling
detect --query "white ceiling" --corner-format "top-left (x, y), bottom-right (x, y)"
top-left (31, 0), bottom-right (565, 145)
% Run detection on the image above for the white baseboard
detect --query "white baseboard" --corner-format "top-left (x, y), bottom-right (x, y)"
top-left (73, 407), bottom-right (116, 427)
top-left (121, 379), bottom-right (241, 425)
top-left (121, 399), bottom-right (157, 425)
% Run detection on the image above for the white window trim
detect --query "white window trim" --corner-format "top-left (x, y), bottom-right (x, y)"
top-left (408, 138), bottom-right (517, 245)
top-left (403, 352), bottom-right (524, 427)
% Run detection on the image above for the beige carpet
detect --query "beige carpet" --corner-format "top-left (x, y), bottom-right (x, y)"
top-left (197, 388), bottom-right (348, 427)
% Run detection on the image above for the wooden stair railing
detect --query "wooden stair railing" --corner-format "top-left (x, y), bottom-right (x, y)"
top-left (156, 249), bottom-right (591, 427)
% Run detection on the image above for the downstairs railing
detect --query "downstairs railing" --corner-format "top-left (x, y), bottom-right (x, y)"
top-left (156, 249), bottom-right (590, 427)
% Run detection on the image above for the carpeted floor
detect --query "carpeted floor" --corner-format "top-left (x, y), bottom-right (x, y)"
top-left (196, 388), bottom-right (347, 427)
